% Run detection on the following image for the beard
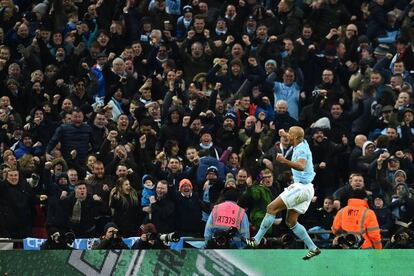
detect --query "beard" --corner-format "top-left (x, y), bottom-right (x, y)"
top-left (223, 125), bottom-right (233, 131)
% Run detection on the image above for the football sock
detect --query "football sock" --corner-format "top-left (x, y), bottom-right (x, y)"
top-left (291, 222), bottom-right (317, 251)
top-left (253, 213), bottom-right (276, 245)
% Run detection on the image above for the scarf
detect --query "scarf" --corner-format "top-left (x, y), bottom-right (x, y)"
top-left (199, 142), bottom-right (213, 149)
top-left (183, 18), bottom-right (192, 28)
top-left (215, 28), bottom-right (227, 35)
top-left (139, 97), bottom-right (151, 105)
top-left (70, 198), bottom-right (83, 224)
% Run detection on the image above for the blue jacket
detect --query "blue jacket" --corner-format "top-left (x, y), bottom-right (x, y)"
top-left (141, 174), bottom-right (156, 207)
top-left (13, 141), bottom-right (43, 159)
top-left (141, 187), bottom-right (156, 207)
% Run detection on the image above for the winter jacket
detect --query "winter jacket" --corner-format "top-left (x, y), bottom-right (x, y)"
top-left (46, 123), bottom-right (97, 163)
top-left (332, 198), bottom-right (382, 249)
top-left (172, 192), bottom-right (203, 236)
top-left (238, 183), bottom-right (275, 230)
top-left (151, 196), bottom-right (176, 233)
top-left (0, 179), bottom-right (36, 238)
top-left (110, 194), bottom-right (143, 237)
top-left (141, 175), bottom-right (156, 207)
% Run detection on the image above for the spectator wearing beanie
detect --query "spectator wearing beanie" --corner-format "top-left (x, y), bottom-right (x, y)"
top-left (171, 178), bottom-right (203, 236)
top-left (216, 173), bottom-right (239, 203)
top-left (309, 125), bottom-right (349, 201)
top-left (176, 5), bottom-right (193, 40)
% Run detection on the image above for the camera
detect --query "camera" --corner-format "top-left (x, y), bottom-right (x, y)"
top-left (27, 173), bottom-right (40, 188)
top-left (146, 232), bottom-right (180, 243)
top-left (159, 232), bottom-right (180, 243)
top-left (394, 231), bottom-right (412, 244)
top-left (337, 234), bottom-right (362, 249)
top-left (146, 232), bottom-right (158, 241)
top-left (120, 76), bottom-right (127, 84)
top-left (111, 229), bottom-right (119, 239)
top-left (42, 231), bottom-right (75, 250)
top-left (210, 227), bottom-right (238, 249)
top-left (312, 89), bottom-right (327, 99)
top-left (312, 89), bottom-right (321, 97)
top-left (54, 231), bottom-right (75, 245)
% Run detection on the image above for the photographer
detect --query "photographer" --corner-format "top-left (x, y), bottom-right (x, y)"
top-left (131, 223), bottom-right (176, 249)
top-left (332, 188), bottom-right (382, 249)
top-left (92, 222), bottom-right (129, 249)
top-left (204, 187), bottom-right (250, 249)
top-left (384, 229), bottom-right (414, 249)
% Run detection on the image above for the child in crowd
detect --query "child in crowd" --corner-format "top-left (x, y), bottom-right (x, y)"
top-left (308, 196), bottom-right (336, 248)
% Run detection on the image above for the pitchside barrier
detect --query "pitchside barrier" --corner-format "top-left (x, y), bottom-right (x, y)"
top-left (0, 249), bottom-right (413, 275)
top-left (0, 237), bottom-right (203, 250)
top-left (0, 230), bottom-right (390, 250)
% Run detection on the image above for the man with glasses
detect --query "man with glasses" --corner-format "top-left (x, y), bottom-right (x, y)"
top-left (239, 169), bottom-right (280, 237)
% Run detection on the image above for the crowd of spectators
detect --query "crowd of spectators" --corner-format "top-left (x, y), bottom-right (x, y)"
top-left (0, 0), bottom-right (414, 248)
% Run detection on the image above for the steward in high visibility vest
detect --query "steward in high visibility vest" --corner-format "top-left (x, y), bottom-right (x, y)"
top-left (204, 188), bottom-right (250, 248)
top-left (211, 201), bottom-right (245, 229)
top-left (332, 188), bottom-right (382, 249)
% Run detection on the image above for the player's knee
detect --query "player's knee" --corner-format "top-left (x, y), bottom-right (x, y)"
top-left (285, 218), bottom-right (297, 229)
top-left (266, 204), bottom-right (278, 215)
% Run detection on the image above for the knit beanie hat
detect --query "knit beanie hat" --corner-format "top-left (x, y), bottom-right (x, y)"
top-left (179, 178), bottom-right (193, 190)
top-left (394, 169), bottom-right (407, 180)
top-left (225, 173), bottom-right (236, 187)
top-left (265, 59), bottom-right (277, 68)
